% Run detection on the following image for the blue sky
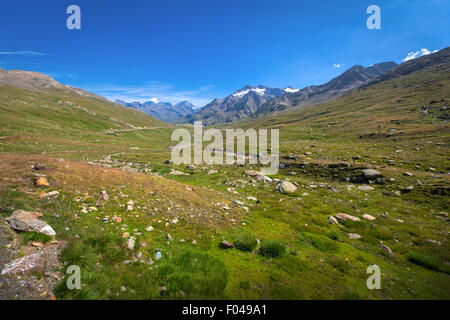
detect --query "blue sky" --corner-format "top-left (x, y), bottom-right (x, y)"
top-left (1, 0), bottom-right (449, 107)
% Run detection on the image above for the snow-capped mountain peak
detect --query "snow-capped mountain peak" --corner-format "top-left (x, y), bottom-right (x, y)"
top-left (149, 97), bottom-right (159, 104)
top-left (232, 87), bottom-right (266, 98)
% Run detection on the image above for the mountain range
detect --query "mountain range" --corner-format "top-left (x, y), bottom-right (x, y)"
top-left (114, 99), bottom-right (196, 123)
top-left (181, 61), bottom-right (398, 125)
top-left (180, 85), bottom-right (301, 125)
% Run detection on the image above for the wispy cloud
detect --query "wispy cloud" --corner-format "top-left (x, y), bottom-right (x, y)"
top-left (403, 48), bottom-right (437, 62)
top-left (86, 82), bottom-right (216, 108)
top-left (333, 64), bottom-right (342, 68)
top-left (0, 50), bottom-right (48, 56)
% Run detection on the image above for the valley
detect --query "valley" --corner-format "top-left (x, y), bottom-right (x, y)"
top-left (0, 48), bottom-right (449, 300)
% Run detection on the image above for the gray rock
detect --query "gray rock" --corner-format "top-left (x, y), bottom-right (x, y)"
top-left (127, 238), bottom-right (135, 250)
top-left (40, 191), bottom-right (60, 199)
top-left (358, 185), bottom-right (375, 191)
top-left (220, 240), bottom-right (234, 249)
top-left (277, 181), bottom-right (298, 193)
top-left (327, 216), bottom-right (339, 225)
top-left (6, 210), bottom-right (56, 236)
top-left (335, 213), bottom-right (361, 222)
top-left (362, 169), bottom-right (381, 179)
top-left (380, 245), bottom-right (395, 257)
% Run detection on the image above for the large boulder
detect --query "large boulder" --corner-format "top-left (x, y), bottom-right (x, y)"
top-left (6, 210), bottom-right (56, 236)
top-left (277, 181), bottom-right (298, 193)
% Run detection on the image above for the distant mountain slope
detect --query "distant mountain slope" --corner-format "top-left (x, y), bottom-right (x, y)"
top-left (0, 67), bottom-right (105, 100)
top-left (0, 71), bottom-right (169, 156)
top-left (233, 50), bottom-right (449, 144)
top-left (255, 61), bottom-right (397, 117)
top-left (364, 46), bottom-right (450, 87)
top-left (115, 99), bottom-right (196, 123)
top-left (182, 85), bottom-right (296, 125)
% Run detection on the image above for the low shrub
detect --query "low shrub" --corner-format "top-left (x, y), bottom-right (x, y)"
top-left (259, 240), bottom-right (286, 258)
top-left (233, 232), bottom-right (258, 252)
top-left (326, 230), bottom-right (341, 241)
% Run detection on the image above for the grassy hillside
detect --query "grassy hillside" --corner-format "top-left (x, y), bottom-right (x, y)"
top-left (0, 84), bottom-right (170, 159)
top-left (0, 65), bottom-right (449, 300)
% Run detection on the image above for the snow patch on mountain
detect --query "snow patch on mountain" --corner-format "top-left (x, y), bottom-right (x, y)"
top-left (283, 87), bottom-right (300, 93)
top-left (233, 88), bottom-right (266, 98)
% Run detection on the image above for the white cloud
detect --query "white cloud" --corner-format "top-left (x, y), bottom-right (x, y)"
top-left (403, 48), bottom-right (435, 62)
top-left (86, 82), bottom-right (216, 108)
top-left (0, 50), bottom-right (48, 56)
top-left (333, 64), bottom-right (342, 68)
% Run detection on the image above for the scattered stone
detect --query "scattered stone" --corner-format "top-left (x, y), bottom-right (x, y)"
top-left (348, 233), bottom-right (361, 240)
top-left (159, 286), bottom-right (168, 296)
top-left (156, 251), bottom-right (162, 260)
top-left (166, 234), bottom-right (174, 241)
top-left (426, 239), bottom-right (441, 245)
top-left (170, 170), bottom-right (189, 176)
top-left (335, 213), bottom-right (361, 222)
top-left (220, 240), bottom-right (234, 249)
top-left (40, 191), bottom-right (60, 199)
top-left (34, 177), bottom-right (49, 187)
top-left (362, 214), bottom-right (376, 221)
top-left (6, 210), bottom-right (56, 236)
top-left (362, 169), bottom-right (381, 179)
top-left (327, 216), bottom-right (339, 225)
top-left (208, 170), bottom-right (218, 175)
top-left (122, 232), bottom-right (130, 238)
top-left (403, 172), bottom-right (413, 177)
top-left (244, 170), bottom-right (260, 177)
top-left (358, 185), bottom-right (375, 191)
top-left (233, 200), bottom-right (244, 207)
top-left (146, 226), bottom-right (154, 231)
top-left (401, 186), bottom-right (414, 193)
top-left (127, 237), bottom-right (135, 250)
top-left (113, 216), bottom-right (122, 223)
top-left (277, 181), bottom-right (298, 193)
top-left (31, 242), bottom-right (43, 247)
top-left (380, 245), bottom-right (395, 257)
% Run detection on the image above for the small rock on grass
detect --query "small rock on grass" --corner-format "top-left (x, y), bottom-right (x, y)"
top-left (358, 185), bottom-right (375, 191)
top-left (380, 245), bottom-right (395, 257)
top-left (334, 213), bottom-right (361, 222)
top-left (362, 214), bottom-right (376, 221)
top-left (220, 241), bottom-right (234, 249)
top-left (34, 177), bottom-right (49, 187)
top-left (40, 191), bottom-right (60, 199)
top-left (277, 181), bottom-right (297, 193)
top-left (327, 216), bottom-right (339, 225)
